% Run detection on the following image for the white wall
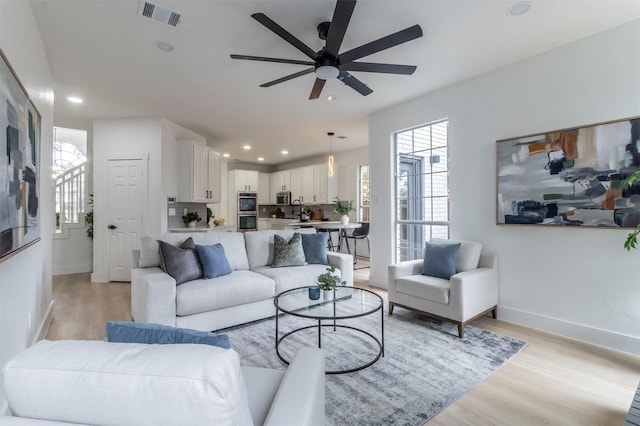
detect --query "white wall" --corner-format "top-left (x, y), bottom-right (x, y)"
top-left (369, 20), bottom-right (640, 354)
top-left (0, 0), bottom-right (55, 412)
top-left (91, 117), bottom-right (208, 282)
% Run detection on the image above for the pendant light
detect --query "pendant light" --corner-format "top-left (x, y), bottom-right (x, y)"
top-left (327, 132), bottom-right (335, 177)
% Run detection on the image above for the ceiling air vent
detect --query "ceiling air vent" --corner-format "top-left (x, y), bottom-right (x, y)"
top-left (138, 1), bottom-right (181, 27)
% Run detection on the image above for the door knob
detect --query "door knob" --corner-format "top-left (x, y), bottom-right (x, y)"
top-left (108, 225), bottom-right (117, 230)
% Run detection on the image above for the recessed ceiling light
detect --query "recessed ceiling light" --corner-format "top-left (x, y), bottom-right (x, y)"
top-left (243, 145), bottom-right (251, 150)
top-left (258, 157), bottom-right (264, 161)
top-left (154, 41), bottom-right (174, 52)
top-left (223, 153), bottom-right (230, 158)
top-left (507, 1), bottom-right (532, 16)
top-left (281, 150), bottom-right (288, 155)
top-left (67, 96), bottom-right (83, 104)
top-left (327, 95), bottom-right (337, 101)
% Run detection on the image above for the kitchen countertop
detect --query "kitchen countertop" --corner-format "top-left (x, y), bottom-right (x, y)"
top-left (168, 225), bottom-right (234, 232)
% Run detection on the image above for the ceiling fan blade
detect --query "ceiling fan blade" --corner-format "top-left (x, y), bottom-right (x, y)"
top-left (230, 54), bottom-right (314, 66)
top-left (260, 67), bottom-right (315, 88)
top-left (309, 78), bottom-right (326, 100)
top-left (324, 0), bottom-right (357, 60)
top-left (342, 62), bottom-right (417, 75)
top-left (338, 24), bottom-right (423, 64)
top-left (252, 13), bottom-right (318, 60)
top-left (338, 70), bottom-right (373, 96)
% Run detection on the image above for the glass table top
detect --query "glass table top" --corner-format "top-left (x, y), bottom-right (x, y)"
top-left (275, 286), bottom-right (382, 320)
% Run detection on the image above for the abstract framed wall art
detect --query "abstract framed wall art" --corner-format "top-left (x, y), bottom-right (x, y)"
top-left (0, 49), bottom-right (41, 261)
top-left (497, 116), bottom-right (640, 228)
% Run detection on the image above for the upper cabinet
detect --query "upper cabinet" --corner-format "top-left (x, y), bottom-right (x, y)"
top-left (258, 173), bottom-right (271, 204)
top-left (288, 163), bottom-right (337, 204)
top-left (176, 140), bottom-right (221, 203)
top-left (229, 169), bottom-right (259, 192)
top-left (271, 170), bottom-right (291, 193)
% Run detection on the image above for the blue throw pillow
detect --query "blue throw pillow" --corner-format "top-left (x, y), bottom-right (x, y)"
top-left (301, 232), bottom-right (329, 264)
top-left (421, 241), bottom-right (461, 279)
top-left (106, 321), bottom-right (230, 349)
top-left (195, 243), bottom-right (233, 279)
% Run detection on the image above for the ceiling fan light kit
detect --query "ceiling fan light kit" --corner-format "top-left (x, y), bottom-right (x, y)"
top-left (230, 0), bottom-right (423, 100)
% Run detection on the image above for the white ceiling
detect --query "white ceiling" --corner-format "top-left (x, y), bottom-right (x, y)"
top-left (30, 0), bottom-right (640, 166)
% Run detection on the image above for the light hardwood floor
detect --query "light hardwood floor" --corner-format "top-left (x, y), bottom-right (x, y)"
top-left (46, 267), bottom-right (640, 425)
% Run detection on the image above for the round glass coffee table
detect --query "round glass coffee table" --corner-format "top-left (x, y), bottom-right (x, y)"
top-left (274, 286), bottom-right (384, 374)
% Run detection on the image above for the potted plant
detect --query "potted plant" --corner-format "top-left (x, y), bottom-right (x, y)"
top-left (316, 265), bottom-right (347, 300)
top-left (269, 207), bottom-right (278, 218)
top-left (333, 196), bottom-right (355, 224)
top-left (182, 211), bottom-right (202, 228)
top-left (301, 206), bottom-right (312, 221)
top-left (207, 207), bottom-right (213, 225)
top-left (624, 171), bottom-right (640, 251)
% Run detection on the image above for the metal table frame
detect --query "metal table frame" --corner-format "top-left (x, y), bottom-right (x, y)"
top-left (274, 286), bottom-right (384, 375)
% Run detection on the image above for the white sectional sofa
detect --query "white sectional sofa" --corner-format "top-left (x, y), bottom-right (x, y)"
top-left (131, 229), bottom-right (353, 331)
top-left (1, 340), bottom-right (325, 426)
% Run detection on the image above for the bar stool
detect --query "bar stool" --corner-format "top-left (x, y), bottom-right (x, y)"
top-left (319, 228), bottom-right (339, 251)
top-left (344, 222), bottom-right (369, 267)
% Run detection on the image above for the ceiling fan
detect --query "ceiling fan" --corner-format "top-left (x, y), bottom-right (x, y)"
top-left (230, 0), bottom-right (423, 100)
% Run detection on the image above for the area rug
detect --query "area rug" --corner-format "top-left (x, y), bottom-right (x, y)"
top-left (222, 303), bottom-right (527, 426)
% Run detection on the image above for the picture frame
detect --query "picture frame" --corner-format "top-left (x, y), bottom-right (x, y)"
top-left (496, 116), bottom-right (640, 228)
top-left (0, 48), bottom-right (41, 262)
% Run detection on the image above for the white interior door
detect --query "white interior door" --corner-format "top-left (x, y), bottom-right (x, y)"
top-left (108, 159), bottom-right (145, 282)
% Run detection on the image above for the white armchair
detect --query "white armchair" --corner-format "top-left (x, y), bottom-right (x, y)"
top-left (388, 239), bottom-right (498, 338)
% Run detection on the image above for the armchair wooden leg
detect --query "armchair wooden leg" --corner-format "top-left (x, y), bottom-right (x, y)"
top-left (457, 323), bottom-right (464, 338)
top-left (389, 302), bottom-right (394, 315)
top-left (492, 307), bottom-right (497, 319)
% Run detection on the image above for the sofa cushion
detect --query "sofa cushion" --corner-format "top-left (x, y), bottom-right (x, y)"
top-left (396, 274), bottom-right (450, 304)
top-left (158, 240), bottom-right (202, 285)
top-left (106, 321), bottom-right (231, 349)
top-left (301, 232), bottom-right (329, 265)
top-left (272, 233), bottom-right (307, 267)
top-left (2, 340), bottom-right (253, 426)
top-left (253, 264), bottom-right (338, 295)
top-left (432, 238), bottom-right (482, 272)
top-left (140, 232), bottom-right (249, 271)
top-left (176, 270), bottom-right (275, 316)
top-left (422, 241), bottom-right (461, 279)
top-left (244, 229), bottom-right (317, 269)
top-left (196, 243), bottom-right (233, 279)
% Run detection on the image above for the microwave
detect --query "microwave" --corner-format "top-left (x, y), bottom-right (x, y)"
top-left (276, 191), bottom-right (291, 206)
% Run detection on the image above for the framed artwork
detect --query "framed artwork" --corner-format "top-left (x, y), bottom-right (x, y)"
top-left (0, 49), bottom-right (41, 261)
top-left (497, 116), bottom-right (640, 228)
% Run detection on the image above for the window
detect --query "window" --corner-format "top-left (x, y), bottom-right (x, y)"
top-left (394, 120), bottom-right (449, 262)
top-left (53, 127), bottom-right (88, 231)
top-left (358, 164), bottom-right (369, 222)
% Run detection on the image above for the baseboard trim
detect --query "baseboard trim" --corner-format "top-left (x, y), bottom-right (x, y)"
top-left (53, 263), bottom-right (92, 276)
top-left (90, 272), bottom-right (108, 283)
top-left (33, 300), bottom-right (55, 344)
top-left (499, 306), bottom-right (640, 356)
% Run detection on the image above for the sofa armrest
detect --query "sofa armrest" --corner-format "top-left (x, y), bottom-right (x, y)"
top-left (264, 348), bottom-right (325, 426)
top-left (449, 264), bottom-right (499, 321)
top-left (387, 259), bottom-right (423, 298)
top-left (130, 267), bottom-right (177, 326)
top-left (327, 252), bottom-right (354, 287)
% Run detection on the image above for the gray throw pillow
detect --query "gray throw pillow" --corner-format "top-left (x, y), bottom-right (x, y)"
top-left (301, 232), bottom-right (329, 264)
top-left (421, 241), bottom-right (461, 279)
top-left (157, 240), bottom-right (202, 285)
top-left (272, 233), bottom-right (307, 267)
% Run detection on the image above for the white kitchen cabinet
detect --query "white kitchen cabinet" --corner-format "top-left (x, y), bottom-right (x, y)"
top-left (258, 173), bottom-right (271, 204)
top-left (289, 168), bottom-right (303, 202)
top-left (229, 169), bottom-right (259, 192)
top-left (297, 166), bottom-right (315, 203)
top-left (176, 140), bottom-right (221, 203)
top-left (312, 163), bottom-right (337, 203)
top-left (271, 170), bottom-right (291, 195)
